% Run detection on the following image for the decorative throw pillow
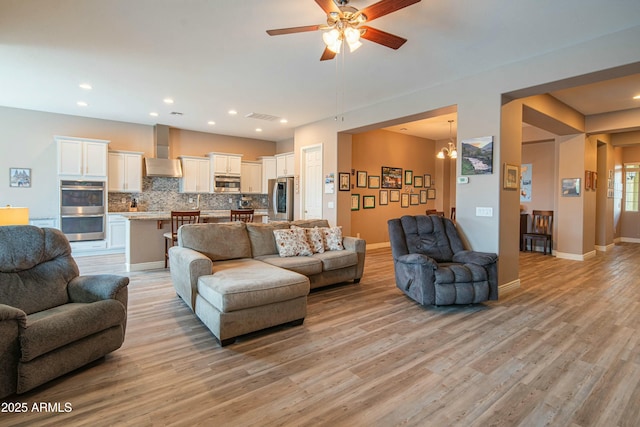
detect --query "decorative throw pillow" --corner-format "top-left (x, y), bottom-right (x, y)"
top-left (273, 228), bottom-right (313, 257)
top-left (320, 226), bottom-right (344, 251)
top-left (291, 225), bottom-right (325, 254)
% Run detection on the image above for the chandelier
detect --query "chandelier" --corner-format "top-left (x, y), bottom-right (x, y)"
top-left (321, 7), bottom-right (366, 54)
top-left (437, 120), bottom-right (457, 159)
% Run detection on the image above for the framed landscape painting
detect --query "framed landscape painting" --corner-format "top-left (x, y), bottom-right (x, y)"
top-left (461, 136), bottom-right (493, 175)
top-left (381, 166), bottom-right (402, 189)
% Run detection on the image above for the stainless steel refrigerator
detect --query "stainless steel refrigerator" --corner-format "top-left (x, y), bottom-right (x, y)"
top-left (268, 177), bottom-right (294, 221)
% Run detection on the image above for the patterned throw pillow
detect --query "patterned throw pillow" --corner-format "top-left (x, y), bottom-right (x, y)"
top-left (320, 226), bottom-right (344, 251)
top-left (291, 225), bottom-right (325, 254)
top-left (273, 228), bottom-right (313, 257)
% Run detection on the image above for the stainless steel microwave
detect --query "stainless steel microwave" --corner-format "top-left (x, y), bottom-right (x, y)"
top-left (213, 175), bottom-right (241, 192)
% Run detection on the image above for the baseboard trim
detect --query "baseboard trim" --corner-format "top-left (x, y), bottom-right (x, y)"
top-left (555, 250), bottom-right (596, 261)
top-left (127, 261), bottom-right (165, 272)
top-left (595, 243), bottom-right (616, 252)
top-left (367, 241), bottom-right (390, 250)
top-left (499, 279), bottom-right (520, 294)
top-left (620, 237), bottom-right (640, 244)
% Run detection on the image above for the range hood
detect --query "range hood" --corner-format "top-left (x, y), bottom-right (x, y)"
top-left (144, 124), bottom-right (183, 177)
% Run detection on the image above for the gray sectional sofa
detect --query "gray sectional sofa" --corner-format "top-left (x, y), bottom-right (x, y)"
top-left (169, 219), bottom-right (366, 345)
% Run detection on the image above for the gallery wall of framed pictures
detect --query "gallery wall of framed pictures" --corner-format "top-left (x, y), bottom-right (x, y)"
top-left (343, 165), bottom-right (436, 212)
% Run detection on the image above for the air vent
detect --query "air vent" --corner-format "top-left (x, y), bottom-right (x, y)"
top-left (244, 112), bottom-right (279, 121)
top-left (170, 111), bottom-right (183, 116)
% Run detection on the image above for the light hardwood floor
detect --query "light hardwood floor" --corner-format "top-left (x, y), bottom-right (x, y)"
top-left (2, 245), bottom-right (640, 426)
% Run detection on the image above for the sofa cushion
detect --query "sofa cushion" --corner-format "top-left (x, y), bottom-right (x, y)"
top-left (273, 228), bottom-right (313, 257)
top-left (20, 300), bottom-right (126, 362)
top-left (257, 255), bottom-right (323, 276)
top-left (312, 250), bottom-right (358, 271)
top-left (291, 225), bottom-right (325, 254)
top-left (400, 215), bottom-right (454, 262)
top-left (179, 222), bottom-right (251, 261)
top-left (246, 222), bottom-right (290, 257)
top-left (197, 259), bottom-right (309, 312)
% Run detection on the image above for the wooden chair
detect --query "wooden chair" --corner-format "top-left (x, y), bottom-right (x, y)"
top-left (426, 209), bottom-right (444, 217)
top-left (230, 209), bottom-right (254, 223)
top-left (164, 210), bottom-right (200, 268)
top-left (522, 210), bottom-right (553, 255)
top-left (450, 207), bottom-right (456, 222)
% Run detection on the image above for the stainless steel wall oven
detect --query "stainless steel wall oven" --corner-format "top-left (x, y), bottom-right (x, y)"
top-left (60, 180), bottom-right (106, 241)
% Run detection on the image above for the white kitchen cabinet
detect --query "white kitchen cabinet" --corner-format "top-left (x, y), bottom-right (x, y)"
top-left (208, 152), bottom-right (243, 176)
top-left (108, 151), bottom-right (143, 193)
top-left (56, 136), bottom-right (109, 179)
top-left (179, 156), bottom-right (210, 193)
top-left (241, 161), bottom-right (262, 193)
top-left (275, 152), bottom-right (294, 177)
top-left (107, 214), bottom-right (126, 250)
top-left (260, 156), bottom-right (277, 193)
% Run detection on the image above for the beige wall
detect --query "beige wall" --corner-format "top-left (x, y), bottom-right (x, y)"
top-left (521, 141), bottom-right (556, 212)
top-left (350, 129), bottom-right (436, 244)
top-left (170, 128), bottom-right (276, 160)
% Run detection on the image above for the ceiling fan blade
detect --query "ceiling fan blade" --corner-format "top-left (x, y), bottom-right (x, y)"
top-left (360, 26), bottom-right (407, 50)
top-left (315, 0), bottom-right (340, 14)
top-left (320, 47), bottom-right (337, 61)
top-left (359, 0), bottom-right (421, 22)
top-left (266, 25), bottom-right (322, 36)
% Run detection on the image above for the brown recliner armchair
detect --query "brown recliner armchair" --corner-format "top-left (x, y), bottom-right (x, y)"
top-left (0, 225), bottom-right (129, 398)
top-left (388, 215), bottom-right (498, 306)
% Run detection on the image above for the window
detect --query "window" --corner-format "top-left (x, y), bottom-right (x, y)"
top-left (624, 163), bottom-right (640, 212)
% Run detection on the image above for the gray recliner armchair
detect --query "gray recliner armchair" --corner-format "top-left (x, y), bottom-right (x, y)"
top-left (0, 225), bottom-right (129, 398)
top-left (388, 215), bottom-right (498, 306)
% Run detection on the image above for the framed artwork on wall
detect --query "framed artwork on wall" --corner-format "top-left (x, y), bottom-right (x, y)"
top-left (404, 170), bottom-right (413, 185)
top-left (339, 172), bottom-right (350, 191)
top-left (410, 194), bottom-right (420, 205)
top-left (379, 190), bottom-right (388, 205)
top-left (561, 178), bottom-right (581, 197)
top-left (381, 166), bottom-right (402, 189)
top-left (461, 136), bottom-right (493, 175)
top-left (9, 168), bottom-right (31, 188)
top-left (420, 190), bottom-right (427, 204)
top-left (351, 194), bottom-right (360, 210)
top-left (390, 190), bottom-right (400, 202)
top-left (401, 193), bottom-right (410, 208)
top-left (363, 195), bottom-right (375, 209)
top-left (424, 174), bottom-right (432, 188)
top-left (427, 188), bottom-right (436, 199)
top-left (413, 175), bottom-right (423, 188)
top-left (368, 175), bottom-right (380, 189)
top-left (356, 171), bottom-right (367, 188)
top-left (503, 163), bottom-right (519, 190)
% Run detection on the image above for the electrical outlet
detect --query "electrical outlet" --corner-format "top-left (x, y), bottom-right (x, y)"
top-left (229, 198), bottom-right (233, 204)
top-left (188, 197), bottom-right (193, 203)
top-left (476, 207), bottom-right (493, 217)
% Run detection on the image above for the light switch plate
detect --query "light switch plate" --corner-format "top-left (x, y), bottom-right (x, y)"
top-left (457, 176), bottom-right (469, 184)
top-left (476, 207), bottom-right (493, 217)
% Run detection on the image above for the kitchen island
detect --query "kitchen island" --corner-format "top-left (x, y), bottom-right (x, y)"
top-left (114, 210), bottom-right (268, 272)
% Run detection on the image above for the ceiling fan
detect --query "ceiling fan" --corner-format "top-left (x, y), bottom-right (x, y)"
top-left (266, 0), bottom-right (421, 61)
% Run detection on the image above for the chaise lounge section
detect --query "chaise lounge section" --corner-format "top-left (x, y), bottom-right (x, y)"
top-left (169, 219), bottom-right (366, 345)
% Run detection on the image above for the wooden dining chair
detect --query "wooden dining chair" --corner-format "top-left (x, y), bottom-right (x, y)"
top-left (450, 207), bottom-right (456, 222)
top-left (164, 210), bottom-right (200, 268)
top-left (230, 209), bottom-right (254, 223)
top-left (522, 210), bottom-right (553, 255)
top-left (426, 209), bottom-right (438, 215)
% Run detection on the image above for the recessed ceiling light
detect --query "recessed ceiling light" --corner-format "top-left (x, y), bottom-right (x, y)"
top-left (634, 95), bottom-right (640, 100)
top-left (280, 118), bottom-right (288, 124)
top-left (79, 83), bottom-right (92, 90)
top-left (228, 109), bottom-right (238, 115)
top-left (256, 128), bottom-right (262, 132)
top-left (149, 112), bottom-right (159, 117)
top-left (207, 121), bottom-right (216, 125)
top-left (77, 101), bottom-right (88, 107)
top-left (163, 98), bottom-right (174, 104)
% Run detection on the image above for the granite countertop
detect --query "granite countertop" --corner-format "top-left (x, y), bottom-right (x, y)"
top-left (109, 210), bottom-right (267, 220)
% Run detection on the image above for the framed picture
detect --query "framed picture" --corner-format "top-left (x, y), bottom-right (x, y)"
top-left (585, 170), bottom-right (592, 190)
top-left (404, 170), bottom-right (413, 185)
top-left (338, 172), bottom-right (350, 191)
top-left (461, 136), bottom-right (493, 175)
top-left (420, 190), bottom-right (427, 204)
top-left (561, 178), bottom-right (581, 197)
top-left (390, 189), bottom-right (400, 202)
top-left (351, 194), bottom-right (360, 210)
top-left (356, 171), bottom-right (367, 188)
top-left (10, 168), bottom-right (31, 188)
top-left (413, 175), bottom-right (423, 188)
top-left (381, 166), bottom-right (402, 189)
top-left (363, 195), bottom-right (375, 209)
top-left (592, 172), bottom-right (597, 190)
top-left (503, 163), bottom-right (519, 190)
top-left (401, 193), bottom-right (410, 208)
top-left (424, 174), bottom-right (432, 188)
top-left (379, 190), bottom-right (389, 205)
top-left (410, 194), bottom-right (420, 205)
top-left (427, 188), bottom-right (436, 199)
top-left (368, 175), bottom-right (380, 189)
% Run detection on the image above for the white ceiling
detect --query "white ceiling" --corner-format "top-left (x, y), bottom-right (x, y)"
top-left (1, 0), bottom-right (639, 142)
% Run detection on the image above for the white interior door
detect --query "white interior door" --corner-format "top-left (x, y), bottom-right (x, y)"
top-left (303, 145), bottom-right (323, 219)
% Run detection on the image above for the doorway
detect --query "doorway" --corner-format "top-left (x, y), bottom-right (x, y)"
top-left (302, 144), bottom-right (323, 219)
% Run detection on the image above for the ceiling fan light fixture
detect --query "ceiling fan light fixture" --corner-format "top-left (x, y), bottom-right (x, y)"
top-left (323, 28), bottom-right (342, 53)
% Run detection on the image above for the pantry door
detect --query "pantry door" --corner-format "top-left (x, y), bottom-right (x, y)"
top-left (302, 144), bottom-right (323, 219)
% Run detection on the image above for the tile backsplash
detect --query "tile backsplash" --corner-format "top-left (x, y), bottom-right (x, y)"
top-left (108, 177), bottom-right (267, 212)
